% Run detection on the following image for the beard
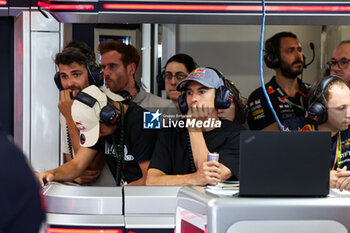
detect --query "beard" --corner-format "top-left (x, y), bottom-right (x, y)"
top-left (280, 59), bottom-right (303, 79)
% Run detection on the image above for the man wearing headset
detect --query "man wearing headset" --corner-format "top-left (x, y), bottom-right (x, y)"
top-left (329, 40), bottom-right (350, 86)
top-left (146, 67), bottom-right (244, 185)
top-left (55, 41), bottom-right (122, 185)
top-left (37, 85), bottom-right (157, 186)
top-left (98, 40), bottom-right (176, 115)
top-left (283, 76), bottom-right (350, 191)
top-left (247, 32), bottom-right (310, 130)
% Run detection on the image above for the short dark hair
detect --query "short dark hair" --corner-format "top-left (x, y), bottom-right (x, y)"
top-left (308, 75), bottom-right (348, 106)
top-left (265, 32), bottom-right (298, 58)
top-left (55, 47), bottom-right (89, 67)
top-left (165, 53), bottom-right (198, 74)
top-left (55, 40), bottom-right (95, 68)
top-left (338, 40), bottom-right (350, 47)
top-left (98, 40), bottom-right (140, 69)
top-left (65, 40), bottom-right (96, 67)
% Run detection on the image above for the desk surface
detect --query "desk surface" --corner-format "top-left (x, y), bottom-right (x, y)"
top-left (177, 186), bottom-right (350, 233)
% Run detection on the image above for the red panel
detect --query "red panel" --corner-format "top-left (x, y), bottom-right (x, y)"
top-left (103, 3), bottom-right (350, 12)
top-left (37, 1), bottom-right (94, 10)
top-left (47, 228), bottom-right (122, 233)
top-left (0, 1), bottom-right (6, 5)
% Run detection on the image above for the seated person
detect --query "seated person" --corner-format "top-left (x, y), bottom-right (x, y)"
top-left (146, 67), bottom-right (245, 186)
top-left (163, 53), bottom-right (198, 112)
top-left (36, 85), bottom-right (157, 186)
top-left (283, 75), bottom-right (350, 191)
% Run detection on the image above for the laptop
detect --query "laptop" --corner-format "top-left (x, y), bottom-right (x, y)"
top-left (239, 131), bottom-right (331, 197)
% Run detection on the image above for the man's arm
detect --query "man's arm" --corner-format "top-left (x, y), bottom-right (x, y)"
top-left (146, 161), bottom-right (221, 186)
top-left (187, 104), bottom-right (212, 167)
top-left (36, 147), bottom-right (97, 186)
top-left (128, 160), bottom-right (150, 185)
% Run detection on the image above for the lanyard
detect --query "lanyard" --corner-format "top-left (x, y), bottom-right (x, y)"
top-left (332, 131), bottom-right (342, 170)
top-left (111, 102), bottom-right (125, 185)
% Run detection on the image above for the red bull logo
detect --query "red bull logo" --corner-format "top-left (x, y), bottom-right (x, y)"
top-left (267, 86), bottom-right (275, 94)
top-left (300, 125), bottom-right (313, 131)
top-left (187, 68), bottom-right (205, 79)
top-left (74, 121), bottom-right (86, 131)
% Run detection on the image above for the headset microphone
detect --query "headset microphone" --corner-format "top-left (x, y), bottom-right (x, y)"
top-left (303, 42), bottom-right (315, 69)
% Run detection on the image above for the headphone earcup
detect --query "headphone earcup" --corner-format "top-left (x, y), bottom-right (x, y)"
top-left (88, 66), bottom-right (104, 87)
top-left (215, 86), bottom-right (233, 109)
top-left (307, 102), bottom-right (328, 125)
top-left (54, 72), bottom-right (64, 90)
top-left (264, 52), bottom-right (280, 69)
top-left (178, 92), bottom-right (188, 115)
top-left (100, 104), bottom-right (121, 126)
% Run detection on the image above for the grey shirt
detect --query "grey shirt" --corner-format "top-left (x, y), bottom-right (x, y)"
top-left (133, 88), bottom-right (178, 115)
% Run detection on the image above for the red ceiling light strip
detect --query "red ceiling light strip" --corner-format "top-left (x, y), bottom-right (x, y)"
top-left (103, 4), bottom-right (350, 12)
top-left (49, 4), bottom-right (94, 10)
top-left (37, 1), bottom-right (94, 10)
top-left (38, 1), bottom-right (49, 8)
top-left (0, 0), bottom-right (7, 5)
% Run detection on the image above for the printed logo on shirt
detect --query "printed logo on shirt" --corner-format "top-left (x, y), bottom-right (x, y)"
top-left (279, 104), bottom-right (291, 109)
top-left (105, 142), bottom-right (134, 161)
top-left (252, 108), bottom-right (264, 117)
top-left (143, 110), bottom-right (161, 129)
top-left (267, 86), bottom-right (275, 94)
top-left (249, 99), bottom-right (261, 107)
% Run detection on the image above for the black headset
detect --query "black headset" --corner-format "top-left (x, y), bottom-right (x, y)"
top-left (307, 75), bottom-right (342, 125)
top-left (75, 91), bottom-right (122, 127)
top-left (178, 68), bottom-right (233, 115)
top-left (54, 49), bottom-right (104, 91)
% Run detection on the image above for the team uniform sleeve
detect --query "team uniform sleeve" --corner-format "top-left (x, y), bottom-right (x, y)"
top-left (247, 89), bottom-right (276, 130)
top-left (148, 129), bottom-right (173, 174)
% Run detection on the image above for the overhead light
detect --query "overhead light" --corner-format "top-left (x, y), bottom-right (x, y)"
top-left (102, 3), bottom-right (350, 12)
top-left (37, 1), bottom-right (94, 10)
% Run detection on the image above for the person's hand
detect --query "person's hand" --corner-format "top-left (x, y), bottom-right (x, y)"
top-left (330, 170), bottom-right (339, 188)
top-left (36, 171), bottom-right (54, 187)
top-left (190, 160), bottom-right (221, 185)
top-left (187, 104), bottom-right (214, 131)
top-left (335, 166), bottom-right (350, 191)
top-left (58, 89), bottom-right (73, 118)
top-left (74, 169), bottom-right (101, 184)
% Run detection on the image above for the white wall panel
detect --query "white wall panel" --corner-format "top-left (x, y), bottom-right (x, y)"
top-left (177, 25), bottom-right (322, 98)
top-left (31, 31), bottom-right (60, 171)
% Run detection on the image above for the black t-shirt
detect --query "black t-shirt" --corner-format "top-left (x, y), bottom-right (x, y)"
top-left (247, 76), bottom-right (310, 130)
top-left (0, 127), bottom-right (45, 233)
top-left (284, 117), bottom-right (350, 170)
top-left (149, 120), bottom-right (245, 180)
top-left (91, 102), bottom-right (157, 184)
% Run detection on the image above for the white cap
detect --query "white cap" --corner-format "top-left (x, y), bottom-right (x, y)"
top-left (71, 85), bottom-right (107, 147)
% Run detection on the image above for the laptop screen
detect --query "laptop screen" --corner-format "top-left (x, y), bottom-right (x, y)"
top-left (239, 131), bottom-right (331, 197)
